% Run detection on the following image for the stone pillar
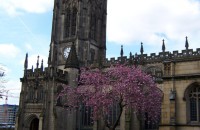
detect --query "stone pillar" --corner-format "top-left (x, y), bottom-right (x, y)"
top-left (39, 116), bottom-right (43, 130)
top-left (131, 112), bottom-right (140, 130)
top-left (120, 109), bottom-right (125, 130)
top-left (125, 109), bottom-right (131, 130)
top-left (169, 89), bottom-right (176, 130)
top-left (65, 68), bottom-right (79, 130)
top-left (93, 121), bottom-right (98, 130)
top-left (15, 117), bottom-right (19, 130)
top-left (48, 79), bottom-right (55, 130)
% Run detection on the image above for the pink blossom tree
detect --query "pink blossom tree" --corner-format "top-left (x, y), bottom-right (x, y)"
top-left (60, 64), bottom-right (162, 130)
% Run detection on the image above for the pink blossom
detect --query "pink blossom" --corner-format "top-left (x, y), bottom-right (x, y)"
top-left (59, 64), bottom-right (162, 130)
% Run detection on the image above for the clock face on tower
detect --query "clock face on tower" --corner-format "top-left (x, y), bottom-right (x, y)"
top-left (63, 47), bottom-right (71, 59)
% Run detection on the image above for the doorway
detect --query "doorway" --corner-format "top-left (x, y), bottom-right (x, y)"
top-left (30, 118), bottom-right (39, 130)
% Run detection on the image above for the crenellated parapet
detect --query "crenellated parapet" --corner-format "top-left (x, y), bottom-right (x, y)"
top-left (25, 68), bottom-right (46, 79)
top-left (22, 55), bottom-right (47, 81)
top-left (105, 48), bottom-right (200, 66)
top-left (104, 37), bottom-right (200, 66)
top-left (96, 37), bottom-right (200, 84)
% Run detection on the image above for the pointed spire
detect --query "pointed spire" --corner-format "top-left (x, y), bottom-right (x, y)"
top-left (24, 53), bottom-right (28, 69)
top-left (130, 52), bottom-right (132, 58)
top-left (65, 43), bottom-right (79, 69)
top-left (120, 45), bottom-right (124, 57)
top-left (32, 65), bottom-right (34, 72)
top-left (36, 56), bottom-right (39, 69)
top-left (140, 42), bottom-right (144, 55)
top-left (41, 59), bottom-right (44, 71)
top-left (129, 52), bottom-right (133, 65)
top-left (185, 36), bottom-right (189, 50)
top-left (162, 39), bottom-right (166, 52)
top-left (134, 53), bottom-right (138, 67)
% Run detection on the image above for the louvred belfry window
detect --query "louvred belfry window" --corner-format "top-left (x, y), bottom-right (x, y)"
top-left (71, 7), bottom-right (77, 36)
top-left (64, 8), bottom-right (71, 38)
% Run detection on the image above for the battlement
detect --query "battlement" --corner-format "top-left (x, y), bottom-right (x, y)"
top-left (105, 48), bottom-right (200, 65)
top-left (25, 68), bottom-right (47, 78)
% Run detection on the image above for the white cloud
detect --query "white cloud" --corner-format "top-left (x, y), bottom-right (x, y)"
top-left (0, 43), bottom-right (21, 58)
top-left (107, 0), bottom-right (200, 50)
top-left (0, 0), bottom-right (54, 16)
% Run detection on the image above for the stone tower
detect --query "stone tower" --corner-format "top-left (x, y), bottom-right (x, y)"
top-left (49, 0), bottom-right (107, 68)
top-left (16, 0), bottom-right (107, 130)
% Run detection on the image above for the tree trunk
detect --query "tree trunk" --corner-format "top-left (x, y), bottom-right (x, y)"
top-left (105, 103), bottom-right (123, 130)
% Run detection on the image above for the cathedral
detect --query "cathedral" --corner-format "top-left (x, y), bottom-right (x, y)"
top-left (15, 0), bottom-right (200, 130)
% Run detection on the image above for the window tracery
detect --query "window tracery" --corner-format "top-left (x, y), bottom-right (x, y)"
top-left (184, 83), bottom-right (200, 123)
top-left (71, 7), bottom-right (77, 36)
top-left (64, 7), bottom-right (77, 38)
top-left (27, 84), bottom-right (44, 103)
top-left (64, 8), bottom-right (71, 38)
top-left (189, 86), bottom-right (200, 122)
top-left (81, 106), bottom-right (93, 127)
top-left (106, 103), bottom-right (120, 126)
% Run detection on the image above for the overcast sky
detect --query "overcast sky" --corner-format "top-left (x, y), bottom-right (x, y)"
top-left (0, 0), bottom-right (200, 104)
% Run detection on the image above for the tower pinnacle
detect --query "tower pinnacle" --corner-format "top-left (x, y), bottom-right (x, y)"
top-left (185, 36), bottom-right (189, 50)
top-left (162, 39), bottom-right (166, 52)
top-left (140, 42), bottom-right (144, 55)
top-left (120, 45), bottom-right (124, 57)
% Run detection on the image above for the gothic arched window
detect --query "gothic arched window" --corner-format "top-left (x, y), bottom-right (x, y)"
top-left (64, 7), bottom-right (77, 38)
top-left (27, 86), bottom-right (34, 102)
top-left (71, 7), bottom-right (77, 36)
top-left (81, 105), bottom-right (93, 127)
top-left (37, 86), bottom-right (44, 102)
top-left (184, 83), bottom-right (200, 124)
top-left (64, 8), bottom-right (71, 38)
top-left (189, 86), bottom-right (200, 122)
top-left (107, 103), bottom-right (120, 126)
